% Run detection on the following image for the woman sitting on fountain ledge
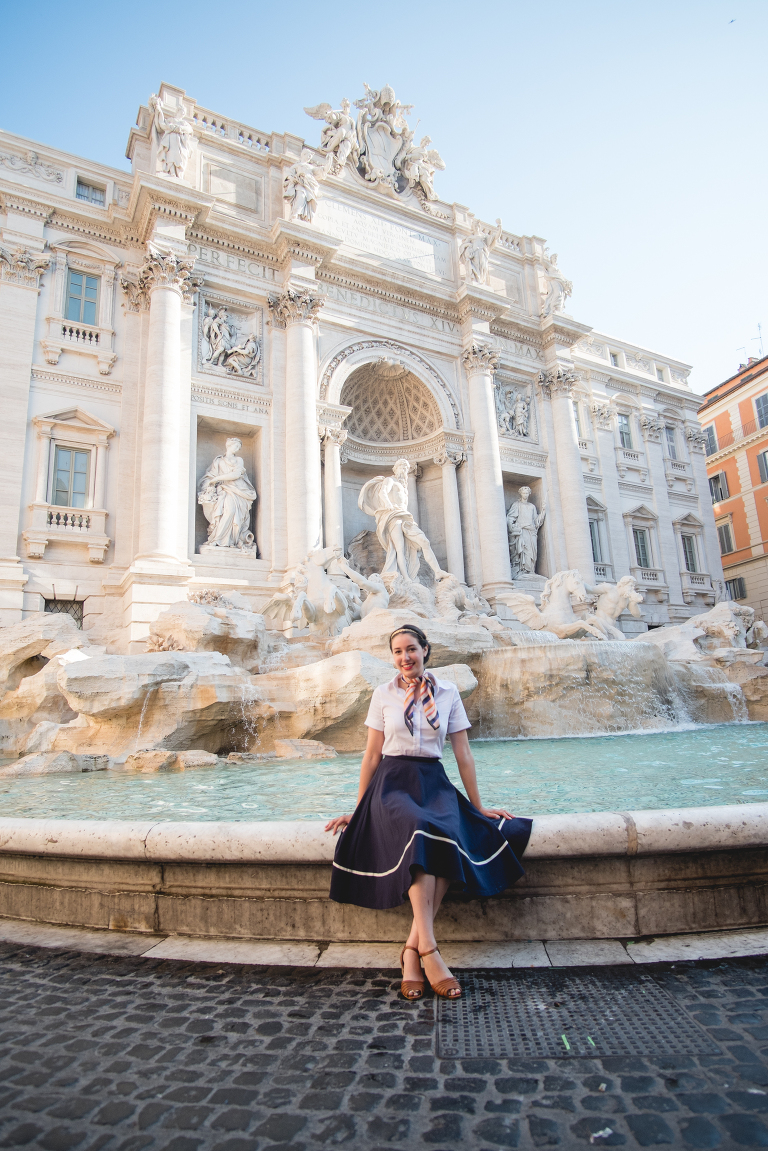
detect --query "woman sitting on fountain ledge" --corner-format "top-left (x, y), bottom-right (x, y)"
top-left (325, 624), bottom-right (532, 1000)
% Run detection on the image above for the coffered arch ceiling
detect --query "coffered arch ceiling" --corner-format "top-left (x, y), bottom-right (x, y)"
top-left (340, 360), bottom-right (441, 445)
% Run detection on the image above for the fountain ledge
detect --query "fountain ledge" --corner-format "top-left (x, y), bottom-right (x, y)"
top-left (0, 807), bottom-right (766, 944)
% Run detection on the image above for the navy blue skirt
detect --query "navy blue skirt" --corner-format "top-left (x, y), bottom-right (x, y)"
top-left (329, 754), bottom-right (532, 910)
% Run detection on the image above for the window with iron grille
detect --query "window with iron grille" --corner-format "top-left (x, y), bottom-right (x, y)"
top-left (44, 599), bottom-right (83, 627)
top-left (758, 450), bottom-right (768, 484)
top-left (681, 534), bottom-right (697, 572)
top-left (665, 426), bottom-right (677, 460)
top-left (633, 528), bottom-right (650, 568)
top-left (66, 270), bottom-right (99, 325)
top-left (709, 472), bottom-right (729, 503)
top-left (618, 414), bottom-right (633, 449)
top-left (725, 576), bottom-right (747, 601)
top-left (52, 446), bottom-right (89, 508)
top-left (75, 180), bottom-right (105, 207)
top-left (704, 425), bottom-right (717, 455)
top-left (717, 522), bottom-right (735, 555)
top-left (756, 393), bottom-right (768, 430)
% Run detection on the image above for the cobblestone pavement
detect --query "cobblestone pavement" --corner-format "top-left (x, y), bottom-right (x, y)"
top-left (2, 943), bottom-right (768, 1149)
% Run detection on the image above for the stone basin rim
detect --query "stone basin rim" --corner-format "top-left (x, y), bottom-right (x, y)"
top-left (0, 803), bottom-right (766, 863)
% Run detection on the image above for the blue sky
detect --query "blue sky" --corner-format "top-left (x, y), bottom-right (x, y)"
top-left (3, 0), bottom-right (765, 394)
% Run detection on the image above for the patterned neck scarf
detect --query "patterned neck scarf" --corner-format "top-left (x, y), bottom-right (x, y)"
top-left (401, 672), bottom-right (440, 736)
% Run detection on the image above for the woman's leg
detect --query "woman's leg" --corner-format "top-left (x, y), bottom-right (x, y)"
top-left (402, 870), bottom-right (454, 984)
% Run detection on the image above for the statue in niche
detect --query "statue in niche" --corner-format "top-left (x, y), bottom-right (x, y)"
top-left (506, 486), bottom-right (546, 577)
top-left (202, 305), bottom-right (260, 377)
top-left (460, 218), bottom-right (502, 285)
top-left (283, 150), bottom-right (328, 223)
top-left (198, 438), bottom-right (257, 554)
top-left (359, 459), bottom-right (448, 583)
top-left (303, 99), bottom-right (359, 174)
top-left (539, 250), bottom-right (573, 317)
top-left (149, 95), bottom-right (193, 179)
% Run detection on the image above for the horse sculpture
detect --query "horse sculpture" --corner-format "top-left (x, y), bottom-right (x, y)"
top-left (497, 569), bottom-right (606, 640)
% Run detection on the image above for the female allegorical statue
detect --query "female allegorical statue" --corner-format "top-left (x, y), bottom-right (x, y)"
top-left (326, 624), bottom-right (531, 1000)
top-left (197, 437), bottom-right (257, 554)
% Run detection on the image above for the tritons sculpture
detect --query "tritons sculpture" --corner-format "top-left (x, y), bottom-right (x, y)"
top-left (498, 570), bottom-right (607, 641)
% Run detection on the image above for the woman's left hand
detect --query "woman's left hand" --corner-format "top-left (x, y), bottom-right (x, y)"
top-left (479, 806), bottom-right (515, 820)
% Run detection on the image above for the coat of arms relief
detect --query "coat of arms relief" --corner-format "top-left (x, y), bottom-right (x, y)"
top-left (304, 84), bottom-right (445, 213)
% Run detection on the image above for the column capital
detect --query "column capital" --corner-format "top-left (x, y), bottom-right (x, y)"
top-left (590, 400), bottom-right (616, 430)
top-left (537, 365), bottom-right (580, 398)
top-left (268, 284), bottom-right (325, 327)
top-left (640, 414), bottom-right (665, 442)
top-left (462, 341), bottom-right (499, 377)
top-left (138, 247), bottom-right (200, 303)
top-left (433, 450), bottom-right (464, 468)
top-left (0, 246), bottom-right (49, 289)
top-left (320, 427), bottom-right (347, 447)
top-left (686, 426), bottom-right (709, 453)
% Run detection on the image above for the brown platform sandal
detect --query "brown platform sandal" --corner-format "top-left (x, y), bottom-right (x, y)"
top-left (400, 945), bottom-right (425, 1000)
top-left (419, 947), bottom-right (462, 999)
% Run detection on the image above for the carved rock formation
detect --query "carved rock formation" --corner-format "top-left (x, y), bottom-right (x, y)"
top-left (146, 598), bottom-right (269, 671)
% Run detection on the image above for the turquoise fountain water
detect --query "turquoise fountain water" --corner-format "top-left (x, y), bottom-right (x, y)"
top-left (1, 722), bottom-right (766, 821)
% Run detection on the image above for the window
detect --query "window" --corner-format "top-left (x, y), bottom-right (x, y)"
top-left (758, 450), bottom-right (768, 484)
top-left (757, 393), bottom-right (768, 430)
top-left (66, 270), bottom-right (99, 325)
top-left (665, 426), bottom-right (677, 460)
top-left (610, 351), bottom-right (619, 367)
top-left (44, 598), bottom-right (83, 627)
top-left (704, 425), bottom-right (717, 455)
top-left (656, 367), bottom-right (665, 382)
top-left (75, 180), bottom-right (105, 207)
top-left (52, 446), bottom-right (89, 508)
top-left (589, 519), bottom-right (603, 563)
top-left (572, 401), bottom-right (582, 438)
top-left (681, 534), bottom-right (698, 572)
top-left (726, 577), bottom-right (747, 601)
top-left (618, 413), bottom-right (633, 449)
top-left (709, 472), bottom-right (729, 503)
top-left (633, 528), bottom-right (650, 568)
top-left (717, 522), bottom-right (735, 555)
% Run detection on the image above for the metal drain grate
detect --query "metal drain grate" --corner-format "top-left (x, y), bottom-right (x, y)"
top-left (438, 969), bottom-right (720, 1059)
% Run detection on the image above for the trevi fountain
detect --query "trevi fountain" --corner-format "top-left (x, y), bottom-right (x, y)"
top-left (0, 82), bottom-right (766, 947)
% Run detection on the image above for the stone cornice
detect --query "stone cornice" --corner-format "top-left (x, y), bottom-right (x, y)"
top-left (270, 218), bottom-right (340, 271)
top-left (187, 226), bottom-right (279, 269)
top-left (456, 282), bottom-right (509, 325)
top-left (540, 313), bottom-right (592, 351)
top-left (316, 267), bottom-right (459, 324)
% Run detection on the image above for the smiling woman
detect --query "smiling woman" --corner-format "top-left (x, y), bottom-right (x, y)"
top-left (325, 623), bottom-right (532, 1001)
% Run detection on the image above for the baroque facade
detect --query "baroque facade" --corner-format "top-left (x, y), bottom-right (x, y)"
top-left (0, 81), bottom-right (723, 645)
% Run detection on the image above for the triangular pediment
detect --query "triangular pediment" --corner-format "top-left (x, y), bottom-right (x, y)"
top-left (33, 407), bottom-right (115, 436)
top-left (625, 502), bottom-right (658, 520)
top-left (673, 512), bottom-right (704, 528)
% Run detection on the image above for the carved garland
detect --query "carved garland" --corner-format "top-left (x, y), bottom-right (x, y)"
top-left (319, 339), bottom-right (461, 429)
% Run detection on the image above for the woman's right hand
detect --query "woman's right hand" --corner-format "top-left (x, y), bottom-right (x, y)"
top-left (325, 815), bottom-right (351, 835)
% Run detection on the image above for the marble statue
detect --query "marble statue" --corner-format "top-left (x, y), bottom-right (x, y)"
top-left (283, 150), bottom-right (327, 223)
top-left (497, 385), bottom-right (531, 437)
top-left (460, 219), bottom-right (502, 285)
top-left (149, 95), bottom-right (193, 178)
top-left (507, 487), bottom-right (546, 577)
top-left (359, 459), bottom-right (448, 583)
top-left (262, 548), bottom-right (355, 637)
top-left (197, 438), bottom-right (257, 554)
top-left (498, 569), bottom-right (606, 641)
top-left (201, 305), bottom-right (260, 377)
top-left (303, 99), bottom-right (358, 173)
top-left (335, 556), bottom-right (390, 618)
top-left (586, 576), bottom-right (644, 640)
top-left (539, 251), bottom-right (573, 317)
top-left (400, 135), bottom-right (445, 203)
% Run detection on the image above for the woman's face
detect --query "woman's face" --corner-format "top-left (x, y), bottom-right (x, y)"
top-left (391, 634), bottom-right (426, 679)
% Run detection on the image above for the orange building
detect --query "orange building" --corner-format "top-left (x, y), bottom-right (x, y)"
top-left (698, 355), bottom-right (768, 618)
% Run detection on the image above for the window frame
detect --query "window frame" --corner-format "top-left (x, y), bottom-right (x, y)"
top-left (589, 518), bottom-right (603, 563)
top-left (51, 445), bottom-right (91, 509)
top-left (703, 425), bottom-right (717, 455)
top-left (75, 179), bottom-right (106, 207)
top-left (717, 521), bottom-right (735, 555)
top-left (618, 413), bottom-right (633, 449)
top-left (725, 576), bottom-right (747, 601)
top-left (656, 366), bottom-right (665, 383)
top-left (664, 425), bottom-right (678, 460)
top-left (65, 268), bottom-right (100, 326)
top-left (709, 472), bottom-right (729, 503)
top-left (633, 527), bottom-right (651, 569)
top-left (609, 350), bottom-right (620, 368)
top-left (756, 393), bottom-right (768, 430)
top-left (758, 450), bottom-right (768, 485)
top-left (681, 534), bottom-right (698, 573)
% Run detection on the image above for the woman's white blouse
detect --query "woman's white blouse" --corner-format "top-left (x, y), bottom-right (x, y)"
top-left (365, 674), bottom-right (471, 758)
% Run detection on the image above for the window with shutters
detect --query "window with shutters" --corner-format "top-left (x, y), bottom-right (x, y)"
top-left (703, 425), bottom-right (717, 455)
top-left (709, 472), bottom-right (729, 503)
top-left (725, 577), bottom-right (747, 601)
top-left (633, 528), bottom-right (650, 568)
top-left (681, 534), bottom-right (698, 572)
top-left (717, 522), bottom-right (735, 555)
top-left (758, 451), bottom-right (768, 485)
top-left (756, 393), bottom-right (768, 430)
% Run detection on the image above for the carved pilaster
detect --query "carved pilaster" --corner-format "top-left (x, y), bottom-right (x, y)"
top-left (591, 401), bottom-right (616, 430)
top-left (120, 277), bottom-right (150, 313)
top-left (686, 426), bottom-right (709, 453)
top-left (537, 365), bottom-right (579, 399)
top-left (462, 342), bottom-right (499, 377)
top-left (268, 284), bottom-right (325, 327)
top-left (640, 414), bottom-right (665, 442)
top-left (0, 247), bottom-right (49, 289)
top-left (138, 248), bottom-right (200, 303)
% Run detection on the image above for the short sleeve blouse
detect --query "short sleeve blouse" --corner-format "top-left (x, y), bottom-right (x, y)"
top-left (365, 674), bottom-right (471, 758)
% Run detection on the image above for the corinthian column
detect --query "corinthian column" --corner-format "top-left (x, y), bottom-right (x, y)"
top-left (269, 285), bottom-right (325, 566)
top-left (434, 452), bottom-right (465, 582)
top-left (322, 429), bottom-right (346, 551)
top-left (462, 344), bottom-right (511, 596)
top-left (540, 366), bottom-right (594, 581)
top-left (136, 249), bottom-right (198, 562)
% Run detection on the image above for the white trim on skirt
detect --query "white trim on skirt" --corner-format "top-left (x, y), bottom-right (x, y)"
top-left (332, 820), bottom-right (510, 879)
